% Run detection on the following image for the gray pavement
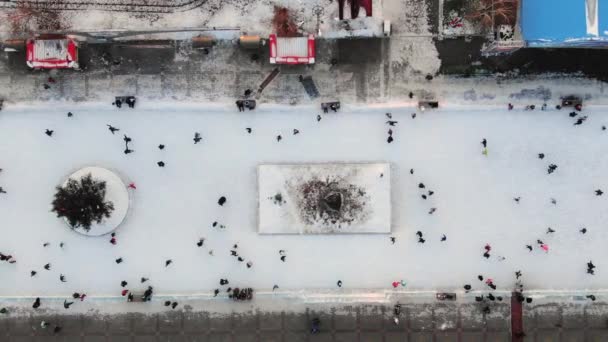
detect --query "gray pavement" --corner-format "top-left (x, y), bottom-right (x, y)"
top-left (2, 301), bottom-right (608, 341)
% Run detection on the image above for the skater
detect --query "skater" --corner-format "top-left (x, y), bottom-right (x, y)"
top-left (580, 228), bottom-right (587, 234)
top-left (293, 129), bottom-right (300, 135)
top-left (428, 208), bottom-right (436, 215)
top-left (393, 304), bottom-right (401, 325)
top-left (142, 286), bottom-right (153, 301)
top-left (390, 237), bottom-right (396, 244)
top-left (128, 182), bottom-right (136, 189)
top-left (193, 132), bottom-right (202, 144)
top-left (575, 103), bottom-right (582, 111)
top-left (197, 238), bottom-right (205, 247)
top-left (236, 100), bottom-right (244, 112)
top-left (121, 281), bottom-right (128, 287)
top-left (317, 115), bottom-right (322, 122)
top-left (124, 148), bottom-right (134, 154)
top-left (214, 289), bottom-right (219, 297)
top-left (551, 198), bottom-right (557, 205)
top-left (67, 112), bottom-right (73, 117)
top-left (63, 300), bottom-right (73, 309)
top-left (31, 270), bottom-right (37, 277)
top-left (158, 144), bottom-right (165, 150)
top-left (220, 279), bottom-right (229, 285)
top-left (508, 103), bottom-right (513, 110)
top-left (385, 113), bottom-right (392, 119)
top-left (246, 127), bottom-right (252, 133)
top-left (141, 277), bottom-right (149, 283)
top-left (280, 255), bottom-right (286, 262)
top-left (218, 196), bottom-right (227, 206)
top-left (110, 233), bottom-right (117, 245)
top-left (60, 274), bottom-right (66, 282)
top-left (596, 189), bottom-right (603, 196)
top-left (441, 234), bottom-right (447, 241)
top-left (547, 227), bottom-right (555, 234)
top-left (107, 124), bottom-right (119, 134)
top-left (45, 129), bottom-right (54, 137)
top-left (165, 259), bottom-right (172, 267)
top-left (538, 153), bottom-right (545, 159)
top-left (171, 302), bottom-right (178, 309)
top-left (386, 120), bottom-right (398, 126)
top-left (540, 244), bottom-right (549, 252)
top-left (514, 197), bottom-right (521, 203)
top-left (115, 257), bottom-right (123, 264)
top-left (311, 317), bottom-right (321, 334)
top-left (464, 284), bottom-right (472, 292)
top-left (53, 326), bottom-right (62, 334)
top-left (574, 116), bottom-right (588, 125)
top-left (157, 161), bottom-right (165, 167)
top-left (41, 321), bottom-right (50, 328)
top-left (337, 280), bottom-right (342, 287)
top-left (276, 135), bottom-right (282, 142)
top-left (387, 135), bottom-right (394, 143)
top-left (547, 164), bottom-right (558, 174)
top-left (33, 297), bottom-right (41, 309)
top-left (0, 187), bottom-right (5, 194)
top-left (541, 103), bottom-right (547, 111)
top-left (569, 111), bottom-right (577, 118)
top-left (481, 138), bottom-right (487, 148)
top-left (44, 263), bottom-right (51, 270)
top-left (123, 134), bottom-right (131, 143)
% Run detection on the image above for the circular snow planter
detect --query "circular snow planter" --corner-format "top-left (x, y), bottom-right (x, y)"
top-left (54, 166), bottom-right (129, 237)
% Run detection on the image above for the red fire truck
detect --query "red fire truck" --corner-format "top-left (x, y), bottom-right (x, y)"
top-left (269, 34), bottom-right (315, 65)
top-left (26, 37), bottom-right (79, 70)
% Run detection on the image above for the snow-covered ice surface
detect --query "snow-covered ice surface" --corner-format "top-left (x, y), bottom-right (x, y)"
top-left (1, 102), bottom-right (608, 298)
top-left (61, 166), bottom-right (130, 237)
top-left (258, 163), bottom-right (391, 234)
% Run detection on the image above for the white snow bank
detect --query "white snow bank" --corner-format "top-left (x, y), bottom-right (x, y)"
top-left (258, 163), bottom-right (391, 234)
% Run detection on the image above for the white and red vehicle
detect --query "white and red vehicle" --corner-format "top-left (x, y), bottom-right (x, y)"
top-left (26, 37), bottom-right (79, 70)
top-left (269, 34), bottom-right (315, 65)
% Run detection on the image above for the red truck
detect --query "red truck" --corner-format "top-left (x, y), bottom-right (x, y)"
top-left (26, 37), bottom-right (79, 70)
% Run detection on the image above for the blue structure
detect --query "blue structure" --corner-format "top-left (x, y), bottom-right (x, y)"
top-left (522, 0), bottom-right (608, 47)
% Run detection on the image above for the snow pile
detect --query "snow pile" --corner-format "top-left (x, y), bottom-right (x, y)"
top-left (258, 163), bottom-right (391, 234)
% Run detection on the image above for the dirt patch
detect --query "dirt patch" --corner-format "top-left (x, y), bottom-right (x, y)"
top-left (272, 6), bottom-right (300, 37)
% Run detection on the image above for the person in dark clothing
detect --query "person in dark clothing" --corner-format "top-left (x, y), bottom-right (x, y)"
top-left (246, 128), bottom-right (252, 133)
top-left (441, 234), bottom-right (447, 241)
top-left (0, 187), bottom-right (6, 194)
top-left (157, 161), bottom-right (165, 167)
top-left (60, 274), bottom-right (66, 282)
top-left (580, 228), bottom-right (587, 234)
top-left (538, 153), bottom-right (545, 159)
top-left (31, 270), bottom-right (37, 277)
top-left (214, 289), bottom-right (219, 297)
top-left (45, 129), bottom-right (54, 137)
top-left (481, 139), bottom-right (487, 148)
top-left (193, 132), bottom-right (202, 144)
top-left (107, 125), bottom-right (119, 134)
top-left (409, 92), bottom-right (414, 99)
top-left (478, 275), bottom-right (483, 281)
top-left (158, 144), bottom-right (165, 150)
top-left (337, 280), bottom-right (342, 287)
top-left (115, 258), bottom-right (123, 264)
top-left (418, 237), bottom-right (425, 243)
top-left (44, 263), bottom-right (51, 270)
top-left (67, 112), bottom-right (73, 117)
top-left (390, 237), bottom-right (396, 244)
top-left (53, 326), bottom-right (62, 334)
top-left (574, 116), bottom-right (588, 125)
top-left (515, 271), bottom-right (522, 279)
top-left (596, 189), bottom-right (603, 196)
top-left (165, 259), bottom-right (172, 267)
top-left (416, 231), bottom-right (423, 238)
top-left (514, 197), bottom-right (521, 203)
top-left (280, 255), bottom-right (286, 262)
top-left (547, 227), bottom-right (555, 233)
top-left (587, 295), bottom-right (596, 301)
top-left (123, 135), bottom-right (131, 143)
top-left (508, 103), bottom-right (513, 110)
top-left (124, 148), bottom-right (134, 154)
top-left (121, 281), bottom-right (127, 287)
top-left (141, 277), bottom-right (149, 283)
top-left (244, 89), bottom-right (252, 97)
top-left (197, 238), bottom-right (205, 247)
top-left (142, 286), bottom-right (153, 301)
top-left (164, 300), bottom-right (171, 306)
top-left (220, 279), bottom-right (229, 285)
top-left (293, 129), bottom-right (300, 135)
top-left (475, 295), bottom-right (483, 302)
top-left (218, 196), bottom-right (227, 206)
top-left (33, 297), bottom-right (40, 309)
top-left (547, 164), bottom-right (558, 174)
top-left (317, 115), bottom-right (322, 122)
top-left (171, 302), bottom-right (178, 309)
top-left (311, 317), bottom-right (321, 334)
top-left (63, 300), bottom-right (73, 309)
top-left (276, 135), bottom-right (282, 142)
top-left (386, 120), bottom-right (398, 126)
top-left (236, 100), bottom-right (244, 112)
top-left (569, 112), bottom-right (577, 118)
top-left (464, 284), bottom-right (471, 292)
top-left (387, 136), bottom-right (393, 143)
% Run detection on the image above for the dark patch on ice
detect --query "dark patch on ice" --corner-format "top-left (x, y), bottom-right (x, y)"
top-left (270, 193), bottom-right (286, 206)
top-left (480, 93), bottom-right (495, 100)
top-left (294, 176), bottom-right (369, 229)
top-left (509, 86), bottom-right (551, 101)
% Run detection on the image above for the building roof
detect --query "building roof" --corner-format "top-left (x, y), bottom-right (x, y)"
top-left (522, 0), bottom-right (608, 47)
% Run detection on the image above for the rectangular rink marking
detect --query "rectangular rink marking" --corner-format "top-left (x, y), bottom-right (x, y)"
top-left (258, 163), bottom-right (391, 234)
